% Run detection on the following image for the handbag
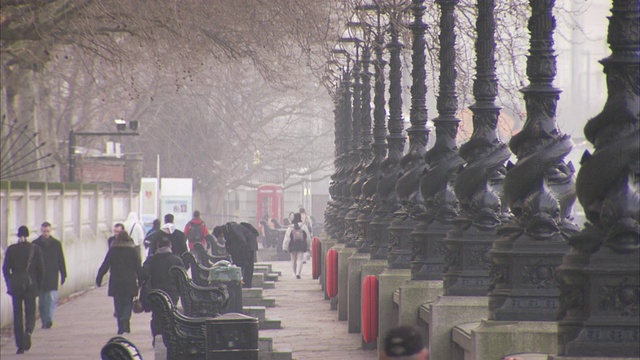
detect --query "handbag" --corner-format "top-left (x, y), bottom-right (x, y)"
top-left (8, 244), bottom-right (34, 296)
top-left (132, 296), bottom-right (144, 314)
top-left (139, 279), bottom-right (153, 312)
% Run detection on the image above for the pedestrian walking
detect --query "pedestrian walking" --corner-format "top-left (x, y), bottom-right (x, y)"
top-left (124, 212), bottom-right (145, 259)
top-left (32, 221), bottom-right (67, 329)
top-left (96, 230), bottom-right (142, 335)
top-left (282, 213), bottom-right (311, 279)
top-left (184, 210), bottom-right (209, 250)
top-left (2, 226), bottom-right (45, 354)
top-left (107, 223), bottom-right (125, 248)
top-left (143, 219), bottom-right (161, 257)
top-left (141, 234), bottom-right (184, 346)
top-left (164, 214), bottom-right (188, 256)
top-left (299, 208), bottom-right (313, 236)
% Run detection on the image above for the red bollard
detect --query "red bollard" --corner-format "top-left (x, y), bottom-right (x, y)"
top-left (312, 237), bottom-right (321, 280)
top-left (361, 275), bottom-right (379, 344)
top-left (326, 248), bottom-right (339, 298)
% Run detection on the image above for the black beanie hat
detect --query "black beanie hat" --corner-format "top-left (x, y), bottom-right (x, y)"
top-left (384, 326), bottom-right (424, 357)
top-left (17, 226), bottom-right (29, 238)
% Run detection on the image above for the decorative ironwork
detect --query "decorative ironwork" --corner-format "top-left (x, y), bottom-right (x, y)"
top-left (170, 266), bottom-right (230, 318)
top-left (182, 252), bottom-right (214, 286)
top-left (442, 0), bottom-right (512, 296)
top-left (521, 259), bottom-right (558, 290)
top-left (147, 289), bottom-right (207, 360)
top-left (333, 69), bottom-right (354, 241)
top-left (599, 278), bottom-right (639, 317)
top-left (387, 0), bottom-right (431, 269)
top-left (358, 15), bottom-right (388, 254)
top-left (325, 78), bottom-right (348, 238)
top-left (353, 42), bottom-right (375, 251)
top-left (0, 116), bottom-right (55, 181)
top-left (557, 1), bottom-right (639, 356)
top-left (488, 0), bottom-right (579, 322)
top-left (369, 8), bottom-right (406, 260)
top-left (412, 0), bottom-right (464, 281)
top-left (191, 242), bottom-right (230, 267)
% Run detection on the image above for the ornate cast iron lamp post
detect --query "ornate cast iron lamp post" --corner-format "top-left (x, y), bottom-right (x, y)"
top-left (357, 4), bottom-right (389, 254)
top-left (442, 0), bottom-right (511, 296)
top-left (487, 0), bottom-right (579, 322)
top-left (345, 10), bottom-right (377, 251)
top-left (368, 0), bottom-right (410, 260)
top-left (325, 59), bottom-right (347, 238)
top-left (342, 20), bottom-right (367, 248)
top-left (411, 0), bottom-right (465, 281)
top-left (556, 0), bottom-right (639, 357)
top-left (326, 46), bottom-right (352, 240)
top-left (386, 0), bottom-right (431, 269)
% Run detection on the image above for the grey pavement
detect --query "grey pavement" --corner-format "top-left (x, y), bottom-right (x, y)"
top-left (1, 259), bottom-right (377, 360)
top-left (260, 260), bottom-right (376, 360)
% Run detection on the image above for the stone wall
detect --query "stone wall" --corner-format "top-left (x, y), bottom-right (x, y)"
top-left (0, 181), bottom-right (139, 328)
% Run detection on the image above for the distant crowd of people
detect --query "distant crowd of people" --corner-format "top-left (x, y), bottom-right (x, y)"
top-left (2, 208), bottom-right (319, 353)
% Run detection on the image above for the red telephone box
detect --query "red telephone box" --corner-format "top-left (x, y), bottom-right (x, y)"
top-left (257, 184), bottom-right (284, 225)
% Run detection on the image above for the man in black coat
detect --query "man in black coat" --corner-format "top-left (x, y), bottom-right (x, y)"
top-left (141, 234), bottom-right (185, 341)
top-left (32, 222), bottom-right (67, 329)
top-left (223, 222), bottom-right (259, 288)
top-left (2, 226), bottom-right (45, 354)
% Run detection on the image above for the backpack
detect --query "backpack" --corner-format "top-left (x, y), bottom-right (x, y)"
top-left (186, 222), bottom-right (204, 244)
top-left (289, 227), bottom-right (307, 252)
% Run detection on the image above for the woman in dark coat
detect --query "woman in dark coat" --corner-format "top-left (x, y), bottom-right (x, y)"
top-left (2, 226), bottom-right (45, 354)
top-left (96, 230), bottom-right (142, 335)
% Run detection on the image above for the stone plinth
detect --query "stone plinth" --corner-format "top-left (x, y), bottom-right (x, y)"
top-left (397, 280), bottom-right (442, 327)
top-left (452, 320), bottom-right (558, 360)
top-left (338, 246), bottom-right (357, 321)
top-left (348, 252), bottom-right (371, 333)
top-left (377, 268), bottom-right (412, 356)
top-left (420, 296), bottom-right (487, 360)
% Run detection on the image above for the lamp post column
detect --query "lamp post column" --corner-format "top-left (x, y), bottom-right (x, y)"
top-left (68, 130), bottom-right (76, 182)
top-left (387, 0), bottom-right (431, 269)
top-left (442, 0), bottom-right (511, 296)
top-left (411, 0), bottom-right (465, 281)
top-left (557, 1), bottom-right (639, 357)
top-left (358, 20), bottom-right (388, 254)
top-left (369, 11), bottom-right (405, 260)
top-left (488, 0), bottom-right (578, 322)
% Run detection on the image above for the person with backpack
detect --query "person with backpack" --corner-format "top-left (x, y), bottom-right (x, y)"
top-left (282, 213), bottom-right (311, 279)
top-left (184, 210), bottom-right (208, 251)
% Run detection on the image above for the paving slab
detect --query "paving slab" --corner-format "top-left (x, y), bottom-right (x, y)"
top-left (0, 286), bottom-right (155, 359)
top-left (260, 261), bottom-right (377, 360)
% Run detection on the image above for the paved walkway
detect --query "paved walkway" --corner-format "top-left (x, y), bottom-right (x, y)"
top-left (0, 260), bottom-right (377, 360)
top-left (261, 261), bottom-right (376, 360)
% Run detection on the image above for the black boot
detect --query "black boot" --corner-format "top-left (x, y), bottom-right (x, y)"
top-left (117, 319), bottom-right (124, 335)
top-left (24, 332), bottom-right (31, 351)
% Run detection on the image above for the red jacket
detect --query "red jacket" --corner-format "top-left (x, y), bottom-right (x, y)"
top-left (184, 218), bottom-right (208, 250)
